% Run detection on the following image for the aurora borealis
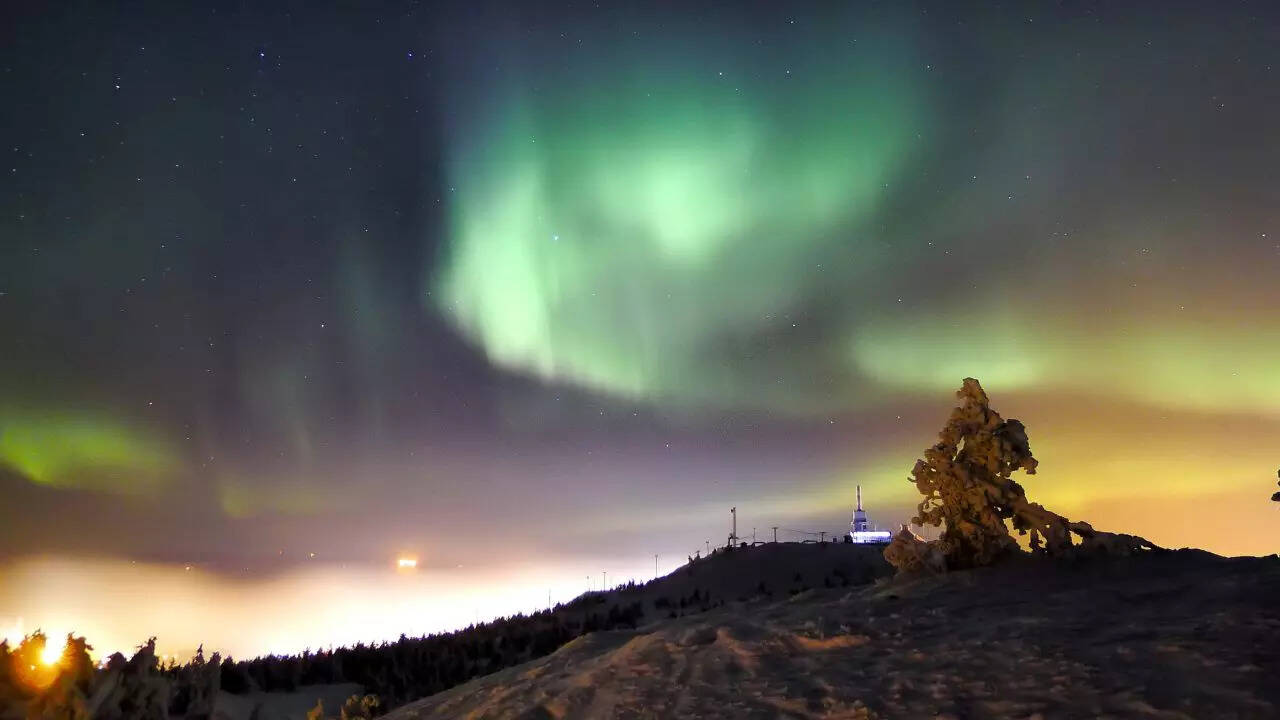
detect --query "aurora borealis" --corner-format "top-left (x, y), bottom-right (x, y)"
top-left (436, 28), bottom-right (924, 407)
top-left (2, 0), bottom-right (1279, 658)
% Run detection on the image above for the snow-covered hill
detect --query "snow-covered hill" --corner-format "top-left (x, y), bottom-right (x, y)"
top-left (387, 549), bottom-right (1279, 719)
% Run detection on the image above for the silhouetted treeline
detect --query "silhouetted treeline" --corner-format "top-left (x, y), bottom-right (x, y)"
top-left (0, 597), bottom-right (645, 719)
top-left (215, 594), bottom-right (648, 710)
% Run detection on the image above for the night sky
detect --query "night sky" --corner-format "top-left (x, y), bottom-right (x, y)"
top-left (2, 1), bottom-right (1279, 656)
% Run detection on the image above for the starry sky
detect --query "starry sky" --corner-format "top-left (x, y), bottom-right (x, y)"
top-left (2, 0), bottom-right (1279, 656)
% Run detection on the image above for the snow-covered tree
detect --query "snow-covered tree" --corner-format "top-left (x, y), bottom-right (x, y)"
top-left (887, 378), bottom-right (1159, 574)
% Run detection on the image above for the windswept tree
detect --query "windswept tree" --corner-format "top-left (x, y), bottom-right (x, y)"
top-left (886, 378), bottom-right (1159, 573)
top-left (903, 377), bottom-right (1039, 567)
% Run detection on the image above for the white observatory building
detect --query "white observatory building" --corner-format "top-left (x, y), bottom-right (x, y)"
top-left (849, 485), bottom-right (893, 544)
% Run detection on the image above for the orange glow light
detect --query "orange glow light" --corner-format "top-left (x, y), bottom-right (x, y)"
top-left (39, 641), bottom-right (61, 666)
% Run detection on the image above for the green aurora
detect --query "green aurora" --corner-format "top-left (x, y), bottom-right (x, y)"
top-left (434, 36), bottom-right (928, 411)
top-left (852, 308), bottom-right (1280, 415)
top-left (433, 31), bottom-right (1280, 419)
top-left (0, 411), bottom-right (178, 495)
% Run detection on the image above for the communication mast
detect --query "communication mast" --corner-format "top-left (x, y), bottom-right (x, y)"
top-left (849, 485), bottom-right (893, 544)
top-left (852, 485), bottom-right (869, 532)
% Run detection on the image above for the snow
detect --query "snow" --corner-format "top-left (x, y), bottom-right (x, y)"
top-left (387, 549), bottom-right (1279, 719)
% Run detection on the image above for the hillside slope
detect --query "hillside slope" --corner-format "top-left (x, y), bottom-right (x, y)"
top-left (388, 550), bottom-right (1279, 719)
top-left (596, 541), bottom-right (891, 612)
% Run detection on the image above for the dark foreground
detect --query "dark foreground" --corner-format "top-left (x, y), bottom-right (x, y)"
top-left (388, 550), bottom-right (1280, 720)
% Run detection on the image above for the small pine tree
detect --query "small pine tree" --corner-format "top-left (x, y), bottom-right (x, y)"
top-left (340, 694), bottom-right (380, 720)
